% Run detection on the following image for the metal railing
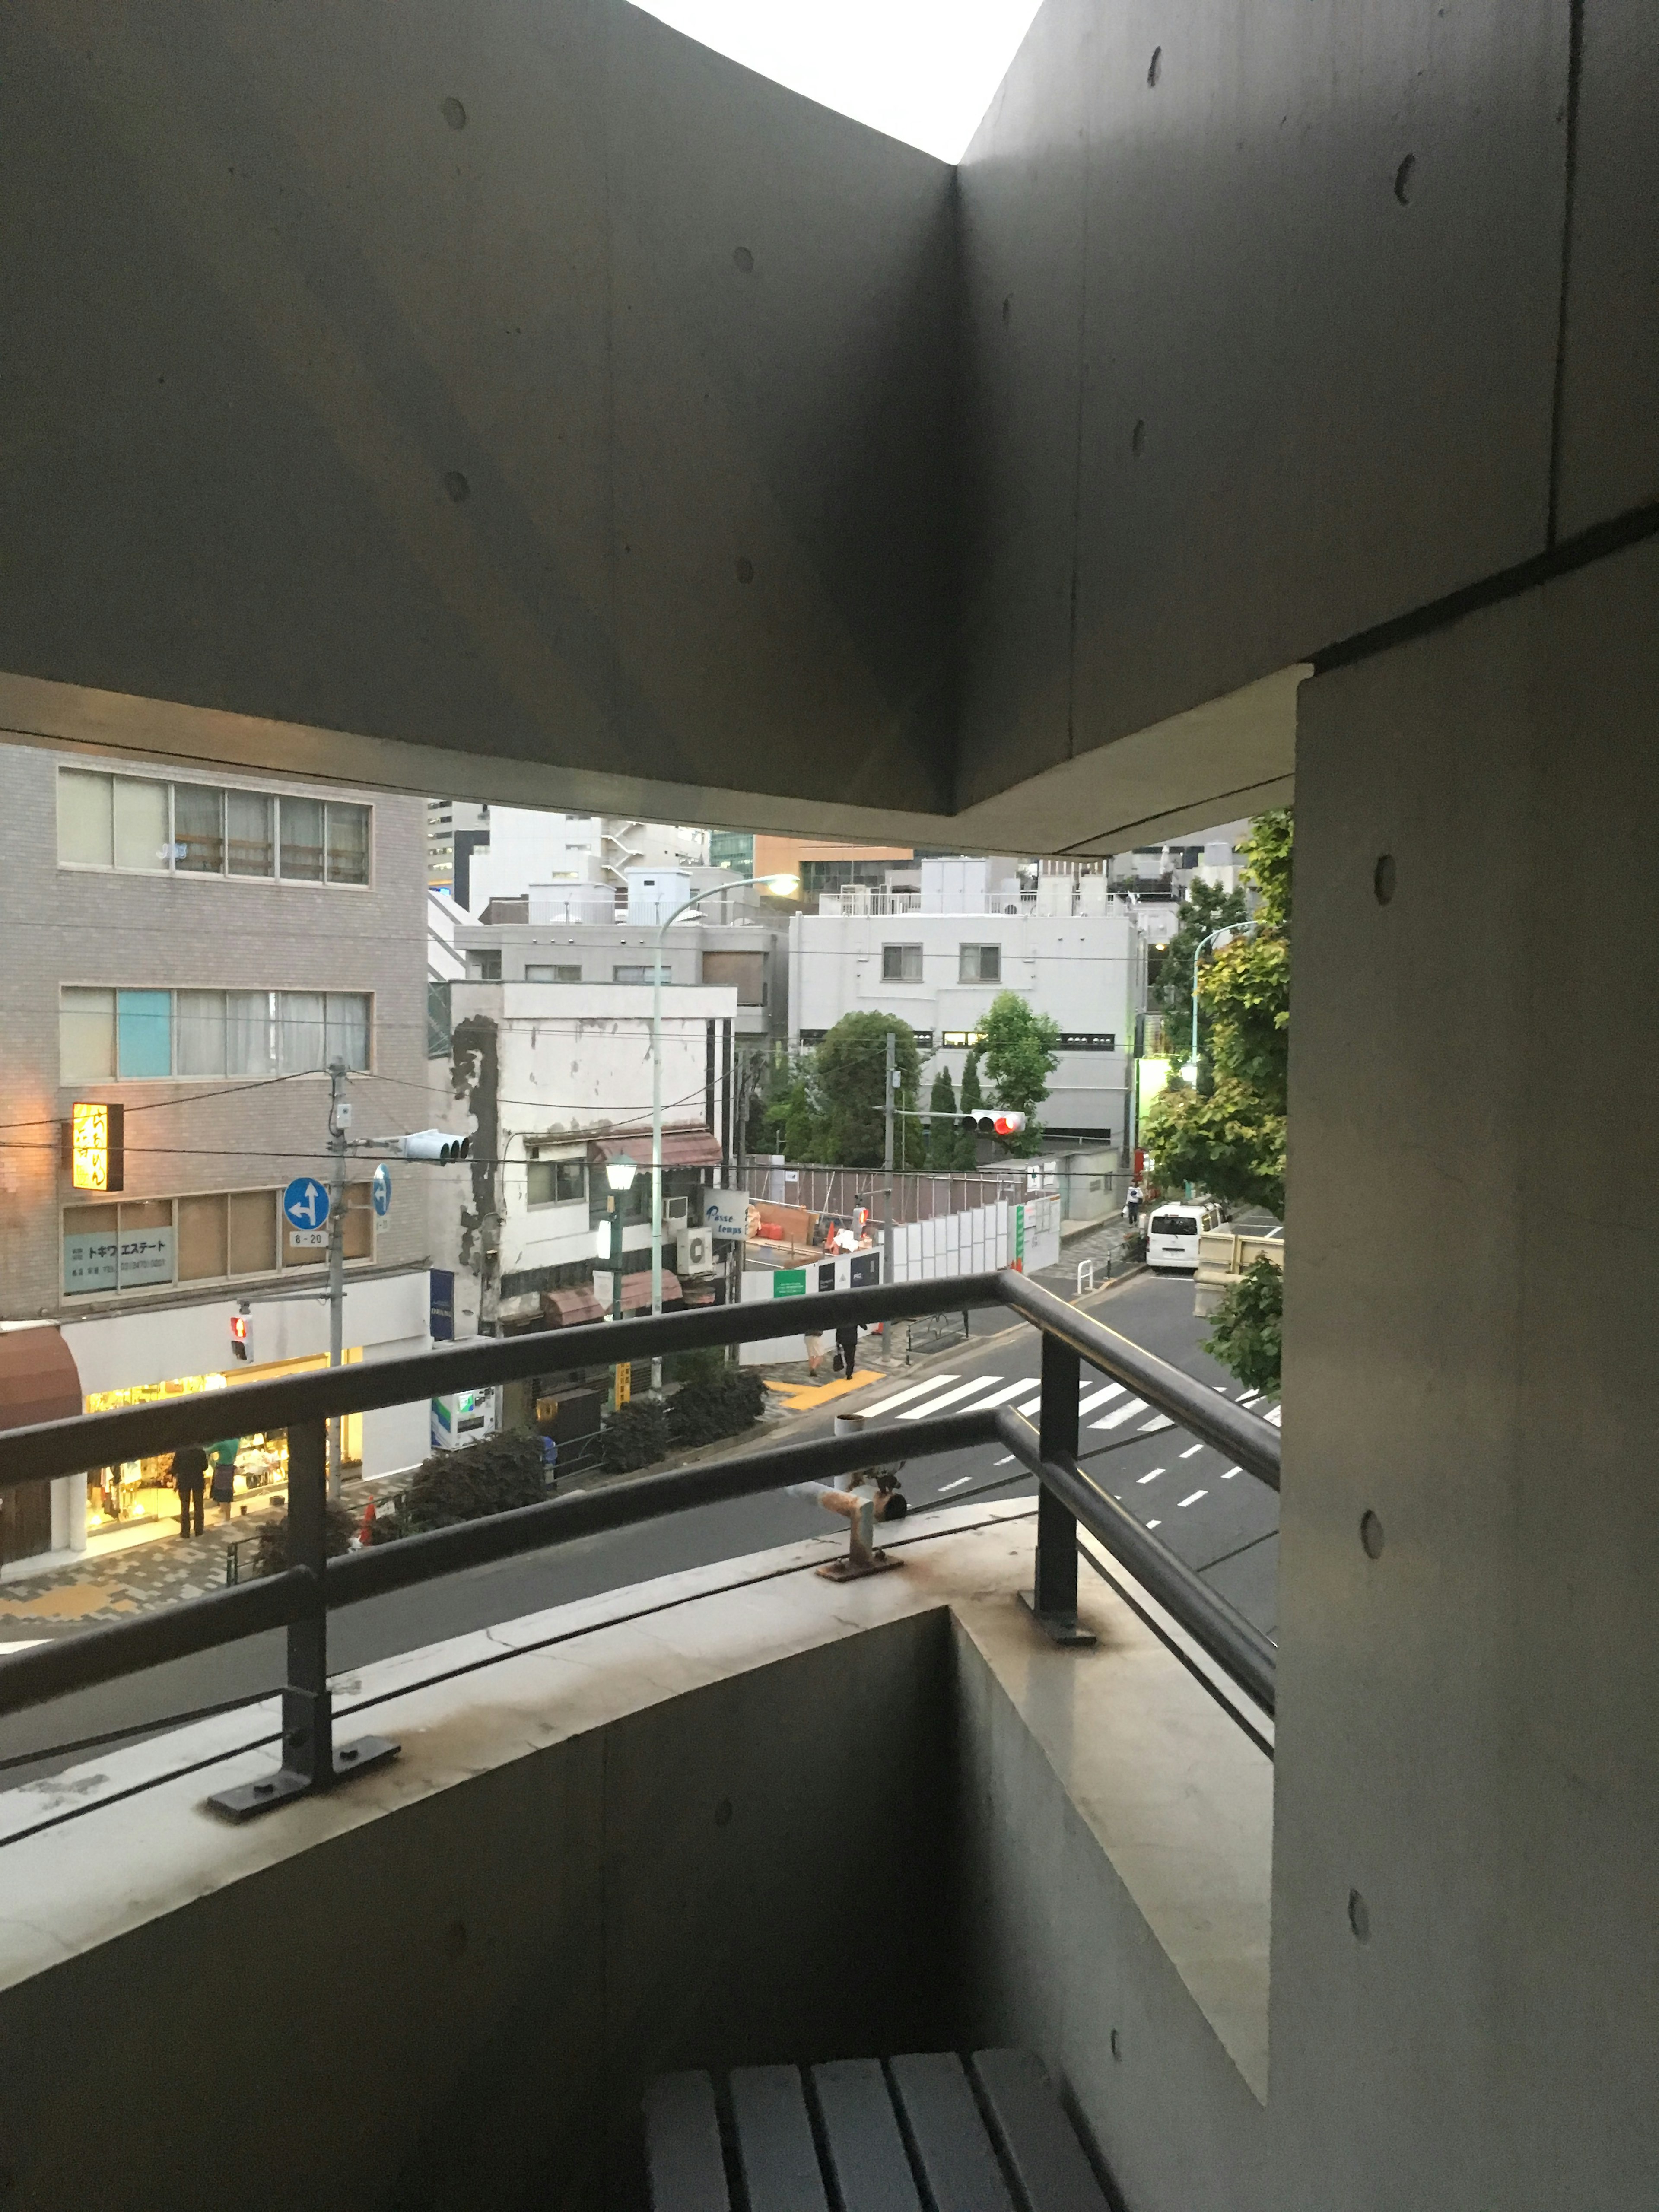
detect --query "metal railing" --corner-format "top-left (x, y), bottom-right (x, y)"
top-left (0, 1273), bottom-right (1278, 1815)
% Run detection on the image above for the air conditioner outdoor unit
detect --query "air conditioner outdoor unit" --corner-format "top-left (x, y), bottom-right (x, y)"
top-left (677, 1226), bottom-right (716, 1277)
top-left (666, 1196), bottom-right (690, 1227)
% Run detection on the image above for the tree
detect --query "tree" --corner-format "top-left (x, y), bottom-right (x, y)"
top-left (757, 1054), bottom-right (822, 1162)
top-left (1204, 1255), bottom-right (1282, 1394)
top-left (927, 1064), bottom-right (958, 1168)
top-left (813, 1012), bottom-right (922, 1168)
top-left (980, 991), bottom-right (1061, 1155)
top-left (1154, 876), bottom-right (1248, 1068)
top-left (1143, 810), bottom-right (1292, 1216)
top-left (955, 1047), bottom-right (984, 1167)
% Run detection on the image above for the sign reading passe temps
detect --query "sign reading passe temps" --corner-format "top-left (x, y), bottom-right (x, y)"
top-left (282, 1177), bottom-right (331, 1231)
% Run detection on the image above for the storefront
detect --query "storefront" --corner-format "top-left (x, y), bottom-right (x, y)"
top-left (80, 1356), bottom-right (365, 1539)
top-left (0, 1325), bottom-right (84, 1572)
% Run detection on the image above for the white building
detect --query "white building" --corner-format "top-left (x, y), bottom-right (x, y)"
top-left (790, 858), bottom-right (1146, 1145)
top-left (429, 981), bottom-right (739, 1339)
top-left (461, 807), bottom-right (710, 918)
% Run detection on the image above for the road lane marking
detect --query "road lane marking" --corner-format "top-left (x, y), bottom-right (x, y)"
top-left (1077, 1382), bottom-right (1125, 1416)
top-left (1239, 1390), bottom-right (1260, 1404)
top-left (1137, 1467), bottom-right (1164, 1485)
top-left (1178, 1489), bottom-right (1207, 1508)
top-left (863, 1375), bottom-right (960, 1417)
top-left (1139, 1416), bottom-right (1173, 1432)
top-left (937, 1474), bottom-right (973, 1492)
top-left (963, 1376), bottom-right (1042, 1410)
top-left (1090, 1397), bottom-right (1148, 1430)
top-left (898, 1375), bottom-right (1005, 1421)
top-left (1179, 1442), bottom-right (1205, 1459)
top-left (1265, 1405), bottom-right (1281, 1426)
top-left (1147, 1518), bottom-right (1162, 1529)
top-left (1221, 1465), bottom-right (1240, 1479)
top-left (993, 1455), bottom-right (1016, 1466)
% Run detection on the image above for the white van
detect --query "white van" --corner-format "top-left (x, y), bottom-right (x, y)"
top-left (1145, 1198), bottom-right (1225, 1272)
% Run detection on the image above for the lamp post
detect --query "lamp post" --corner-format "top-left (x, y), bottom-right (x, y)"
top-left (601, 1156), bottom-right (638, 1406)
top-left (649, 871), bottom-right (798, 1389)
top-left (1186, 922), bottom-right (1256, 1081)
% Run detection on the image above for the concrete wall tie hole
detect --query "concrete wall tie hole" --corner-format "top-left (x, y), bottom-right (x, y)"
top-left (733, 245), bottom-right (754, 274)
top-left (1110, 2028), bottom-right (1122, 2060)
top-left (1373, 853), bottom-right (1395, 904)
top-left (1394, 153), bottom-right (1416, 204)
top-left (714, 1797), bottom-right (734, 1827)
top-left (443, 470), bottom-right (470, 503)
top-left (441, 96), bottom-right (467, 130)
top-left (1360, 1509), bottom-right (1385, 1559)
top-left (1348, 1889), bottom-right (1371, 1942)
top-left (736, 557), bottom-right (754, 585)
top-left (1132, 419), bottom-right (1147, 458)
top-left (1147, 46), bottom-right (1163, 86)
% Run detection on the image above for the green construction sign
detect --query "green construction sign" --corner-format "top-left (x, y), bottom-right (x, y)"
top-left (772, 1268), bottom-right (807, 1298)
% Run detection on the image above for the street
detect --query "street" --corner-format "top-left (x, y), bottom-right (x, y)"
top-left (0, 1271), bottom-right (1277, 1794)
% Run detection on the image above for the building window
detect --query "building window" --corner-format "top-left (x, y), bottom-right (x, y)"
top-left (64, 1182), bottom-right (370, 1299)
top-left (525, 964), bottom-right (583, 983)
top-left (468, 951), bottom-right (502, 981)
top-left (59, 988), bottom-right (371, 1083)
top-left (958, 944), bottom-right (1001, 983)
top-left (613, 964), bottom-right (656, 984)
top-left (57, 768), bottom-right (371, 887)
top-left (882, 944), bottom-right (923, 982)
top-left (941, 1029), bottom-right (985, 1049)
top-left (228, 1189), bottom-right (279, 1275)
top-left (427, 980), bottom-right (452, 1059)
top-left (527, 1159), bottom-right (588, 1207)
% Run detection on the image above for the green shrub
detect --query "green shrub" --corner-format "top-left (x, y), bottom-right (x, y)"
top-left (1204, 1255), bottom-right (1283, 1395)
top-left (601, 1397), bottom-right (671, 1472)
top-left (255, 1498), bottom-right (360, 1576)
top-left (668, 1368), bottom-right (765, 1449)
top-left (1120, 1227), bottom-right (1148, 1265)
top-left (373, 1430), bottom-right (547, 1542)
top-left (664, 1345), bottom-right (728, 1387)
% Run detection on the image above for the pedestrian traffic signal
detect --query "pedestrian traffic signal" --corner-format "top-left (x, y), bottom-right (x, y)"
top-left (230, 1304), bottom-right (253, 1364)
top-left (397, 1129), bottom-right (472, 1164)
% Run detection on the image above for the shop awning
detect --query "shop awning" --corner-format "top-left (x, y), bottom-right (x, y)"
top-left (587, 1127), bottom-right (723, 1170)
top-left (0, 1325), bottom-right (82, 1432)
top-left (543, 1273), bottom-right (686, 1326)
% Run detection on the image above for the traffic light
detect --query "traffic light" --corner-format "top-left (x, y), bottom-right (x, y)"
top-left (397, 1129), bottom-right (472, 1164)
top-left (230, 1303), bottom-right (253, 1364)
top-left (965, 1112), bottom-right (1027, 1139)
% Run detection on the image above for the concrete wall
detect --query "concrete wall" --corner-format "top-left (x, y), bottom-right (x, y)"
top-left (1271, 533), bottom-right (1659, 2209)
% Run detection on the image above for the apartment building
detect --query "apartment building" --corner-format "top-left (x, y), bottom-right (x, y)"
top-left (0, 749), bottom-right (433, 1571)
top-left (790, 857), bottom-right (1146, 1145)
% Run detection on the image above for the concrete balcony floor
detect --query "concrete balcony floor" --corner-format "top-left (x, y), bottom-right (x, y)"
top-left (0, 1501), bottom-right (1272, 2212)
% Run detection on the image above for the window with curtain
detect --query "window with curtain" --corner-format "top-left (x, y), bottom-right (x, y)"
top-left (112, 780), bottom-right (170, 872)
top-left (177, 1193), bottom-right (229, 1281)
top-left (228, 1189), bottom-right (277, 1275)
top-left (325, 804), bottom-right (370, 885)
top-left (58, 771), bottom-right (114, 867)
top-left (882, 944), bottom-right (923, 981)
top-left (226, 789), bottom-right (274, 876)
top-left (527, 1159), bottom-right (588, 1206)
top-left (116, 990), bottom-right (172, 1078)
top-left (958, 944), bottom-right (1002, 983)
top-left (324, 994), bottom-right (371, 1071)
top-left (278, 796), bottom-right (325, 882)
top-left (227, 992), bottom-right (273, 1077)
top-left (60, 988), bottom-right (117, 1082)
top-left (526, 964), bottom-right (583, 983)
top-left (277, 992), bottom-right (327, 1074)
top-left (174, 992), bottom-right (227, 1077)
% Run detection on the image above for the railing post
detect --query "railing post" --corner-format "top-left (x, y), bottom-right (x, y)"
top-left (1020, 1332), bottom-right (1097, 1647)
top-left (210, 1418), bottom-right (398, 1821)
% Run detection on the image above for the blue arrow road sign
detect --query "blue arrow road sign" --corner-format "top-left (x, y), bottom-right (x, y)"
top-left (372, 1163), bottom-right (391, 1217)
top-left (282, 1176), bottom-right (331, 1230)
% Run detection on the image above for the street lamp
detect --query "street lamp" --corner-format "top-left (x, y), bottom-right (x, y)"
top-left (1187, 922), bottom-right (1256, 1080)
top-left (650, 871), bottom-right (799, 1386)
top-left (601, 1156), bottom-right (638, 1325)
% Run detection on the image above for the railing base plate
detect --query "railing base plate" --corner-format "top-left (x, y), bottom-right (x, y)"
top-left (207, 1735), bottom-right (400, 1822)
top-left (817, 1551), bottom-right (904, 1583)
top-left (1018, 1592), bottom-right (1097, 1648)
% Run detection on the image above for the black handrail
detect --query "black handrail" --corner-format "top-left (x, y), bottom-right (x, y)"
top-left (0, 1271), bottom-right (1281, 1805)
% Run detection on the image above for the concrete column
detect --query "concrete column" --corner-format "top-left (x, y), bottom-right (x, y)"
top-left (49, 1474), bottom-right (87, 1556)
top-left (1271, 536), bottom-right (1659, 2209)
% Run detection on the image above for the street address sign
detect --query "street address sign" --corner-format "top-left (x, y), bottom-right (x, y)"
top-left (282, 1176), bottom-right (330, 1231)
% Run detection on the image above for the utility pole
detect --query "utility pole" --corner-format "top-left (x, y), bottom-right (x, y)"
top-left (325, 1059), bottom-right (350, 1501)
top-left (883, 1030), bottom-right (896, 1288)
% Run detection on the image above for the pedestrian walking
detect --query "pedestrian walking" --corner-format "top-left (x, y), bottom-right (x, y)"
top-left (804, 1330), bottom-right (827, 1379)
top-left (209, 1437), bottom-right (240, 1524)
top-left (172, 1442), bottom-right (209, 1538)
top-left (1125, 1180), bottom-right (1144, 1226)
top-left (835, 1322), bottom-right (862, 1378)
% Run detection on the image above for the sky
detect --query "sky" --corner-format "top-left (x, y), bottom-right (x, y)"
top-left (626, 0), bottom-right (1047, 164)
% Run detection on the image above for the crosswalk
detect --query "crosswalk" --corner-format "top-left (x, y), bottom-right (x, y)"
top-left (855, 1367), bottom-right (1278, 1438)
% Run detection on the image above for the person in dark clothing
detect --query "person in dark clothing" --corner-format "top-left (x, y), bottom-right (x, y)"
top-left (172, 1443), bottom-right (209, 1538)
top-left (835, 1323), bottom-right (861, 1378)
